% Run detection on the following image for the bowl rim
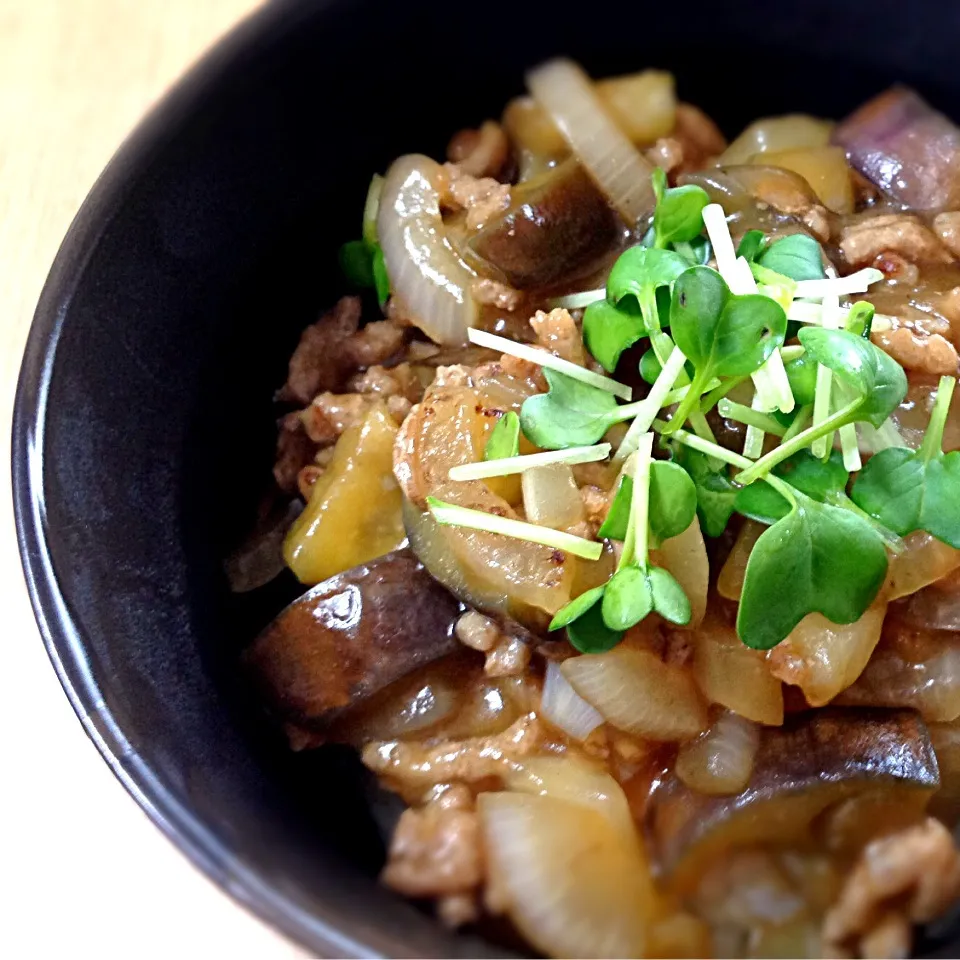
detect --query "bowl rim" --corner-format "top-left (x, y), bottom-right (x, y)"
top-left (10, 1), bottom-right (391, 955)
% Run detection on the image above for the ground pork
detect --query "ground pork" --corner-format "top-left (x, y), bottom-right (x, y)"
top-left (446, 121), bottom-right (510, 180)
top-left (530, 307), bottom-right (585, 364)
top-left (840, 215), bottom-right (952, 269)
top-left (278, 296), bottom-right (362, 403)
top-left (580, 485), bottom-right (612, 526)
top-left (822, 818), bottom-right (960, 958)
top-left (455, 611), bottom-right (501, 653)
top-left (347, 362), bottom-right (424, 403)
top-left (471, 277), bottom-right (522, 311)
top-left (441, 163), bottom-right (511, 231)
top-left (933, 212), bottom-right (960, 260)
top-left (871, 251), bottom-right (920, 285)
top-left (872, 325), bottom-right (959, 376)
top-left (381, 784), bottom-right (483, 903)
top-left (343, 319), bottom-right (406, 368)
top-left (273, 412), bottom-right (317, 494)
top-left (672, 103), bottom-right (727, 173)
top-left (644, 137), bottom-right (685, 176)
top-left (362, 713), bottom-right (544, 792)
top-left (800, 205), bottom-right (832, 243)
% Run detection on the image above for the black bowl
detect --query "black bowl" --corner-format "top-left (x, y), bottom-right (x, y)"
top-left (13, 0), bottom-right (960, 955)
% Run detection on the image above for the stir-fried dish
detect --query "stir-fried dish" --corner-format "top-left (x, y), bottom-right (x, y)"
top-left (237, 59), bottom-right (960, 958)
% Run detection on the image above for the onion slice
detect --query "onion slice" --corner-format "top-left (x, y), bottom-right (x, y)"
top-left (540, 661), bottom-right (604, 741)
top-left (675, 710), bottom-right (760, 796)
top-left (527, 59), bottom-right (655, 225)
top-left (479, 792), bottom-right (654, 958)
top-left (377, 154), bottom-right (476, 344)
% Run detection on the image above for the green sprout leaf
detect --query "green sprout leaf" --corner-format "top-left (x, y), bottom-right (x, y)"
top-left (602, 566), bottom-right (653, 630)
top-left (784, 350), bottom-right (818, 407)
top-left (799, 327), bottom-right (907, 428)
top-left (652, 167), bottom-right (711, 249)
top-left (672, 444), bottom-right (738, 538)
top-left (567, 598), bottom-right (625, 653)
top-left (608, 247), bottom-right (689, 323)
top-left (601, 563), bottom-right (691, 630)
top-left (735, 449), bottom-right (848, 525)
top-left (851, 376), bottom-right (960, 548)
top-left (673, 236), bottom-right (713, 266)
top-left (597, 462), bottom-right (696, 542)
top-left (583, 298), bottom-right (646, 373)
top-left (372, 245), bottom-right (390, 306)
top-left (738, 488), bottom-right (888, 649)
top-left (520, 369), bottom-right (622, 450)
top-left (736, 229), bottom-right (766, 262)
top-left (756, 233), bottom-right (825, 281)
top-left (597, 474), bottom-right (632, 541)
top-left (339, 240), bottom-right (375, 287)
top-left (639, 348), bottom-right (663, 385)
top-left (647, 566), bottom-right (691, 625)
top-left (649, 460), bottom-right (697, 540)
top-left (549, 584), bottom-right (607, 631)
top-left (484, 411), bottom-right (520, 461)
top-left (664, 266), bottom-right (787, 432)
top-left (844, 301), bottom-right (876, 338)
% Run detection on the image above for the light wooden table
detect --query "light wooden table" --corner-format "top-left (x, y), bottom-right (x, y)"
top-left (0, 2), bottom-right (304, 955)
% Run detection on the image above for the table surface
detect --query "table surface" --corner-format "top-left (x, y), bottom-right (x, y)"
top-left (0, 1), bottom-right (305, 955)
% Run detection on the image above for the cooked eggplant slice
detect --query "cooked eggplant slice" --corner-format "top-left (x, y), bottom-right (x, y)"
top-left (469, 160), bottom-right (622, 289)
top-left (646, 709), bottom-right (939, 892)
top-left (245, 548), bottom-right (462, 729)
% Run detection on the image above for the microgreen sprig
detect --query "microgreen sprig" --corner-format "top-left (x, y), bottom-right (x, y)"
top-left (483, 411), bottom-right (520, 461)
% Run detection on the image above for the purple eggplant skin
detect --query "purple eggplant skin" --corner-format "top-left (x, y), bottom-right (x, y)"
top-left (245, 549), bottom-right (462, 731)
top-left (646, 708), bottom-right (939, 892)
top-left (469, 160), bottom-right (622, 289)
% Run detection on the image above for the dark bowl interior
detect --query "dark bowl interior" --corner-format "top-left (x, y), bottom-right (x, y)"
top-left (13, 0), bottom-right (960, 955)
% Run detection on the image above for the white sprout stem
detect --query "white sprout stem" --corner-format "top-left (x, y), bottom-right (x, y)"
top-left (467, 328), bottom-right (633, 401)
top-left (788, 300), bottom-right (895, 332)
top-left (449, 444), bottom-right (611, 481)
top-left (728, 255), bottom-right (759, 295)
top-left (362, 174), bottom-right (384, 245)
top-left (625, 433), bottom-right (655, 569)
top-left (426, 497), bottom-right (603, 561)
top-left (793, 267), bottom-right (884, 299)
top-left (657, 421), bottom-right (754, 471)
top-left (780, 345), bottom-right (805, 362)
top-left (548, 288), bottom-right (606, 310)
top-left (742, 390), bottom-right (768, 459)
top-left (811, 292), bottom-right (840, 458)
top-left (763, 348), bottom-right (795, 413)
top-left (614, 345), bottom-right (688, 464)
top-left (702, 204), bottom-right (738, 283)
top-left (857, 417), bottom-right (905, 454)
top-left (839, 422), bottom-right (862, 471)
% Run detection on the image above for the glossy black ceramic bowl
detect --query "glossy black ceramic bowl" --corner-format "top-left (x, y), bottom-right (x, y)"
top-left (13, 0), bottom-right (960, 955)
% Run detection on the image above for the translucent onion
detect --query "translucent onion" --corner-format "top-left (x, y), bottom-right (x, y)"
top-left (527, 58), bottom-right (655, 224)
top-left (540, 661), bottom-right (605, 742)
top-left (504, 754), bottom-right (635, 835)
top-left (562, 646), bottom-right (707, 741)
top-left (652, 516), bottom-right (709, 629)
top-left (719, 114), bottom-right (834, 165)
top-left (717, 520), bottom-right (766, 600)
top-left (767, 603), bottom-right (887, 707)
top-left (478, 792), bottom-right (655, 959)
top-left (521, 463), bottom-right (584, 529)
top-left (886, 532), bottom-right (960, 600)
top-left (675, 710), bottom-right (760, 796)
top-left (692, 623), bottom-right (784, 726)
top-left (377, 154), bottom-right (476, 345)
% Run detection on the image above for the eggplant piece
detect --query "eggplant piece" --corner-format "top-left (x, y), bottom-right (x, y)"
top-left (646, 709), bottom-right (938, 892)
top-left (833, 87), bottom-right (960, 210)
top-left (469, 160), bottom-right (622, 289)
top-left (245, 548), bottom-right (462, 730)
